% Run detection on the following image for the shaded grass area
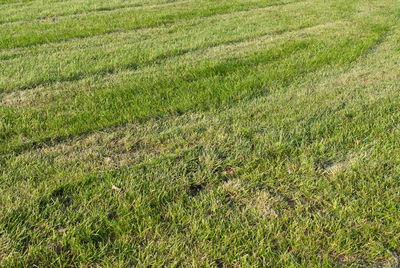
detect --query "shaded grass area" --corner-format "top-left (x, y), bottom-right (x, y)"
top-left (1, 0), bottom-right (400, 266)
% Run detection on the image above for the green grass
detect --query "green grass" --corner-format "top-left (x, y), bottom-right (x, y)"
top-left (1, 0), bottom-right (400, 266)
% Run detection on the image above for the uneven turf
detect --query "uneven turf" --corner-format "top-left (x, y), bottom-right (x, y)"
top-left (1, 0), bottom-right (400, 266)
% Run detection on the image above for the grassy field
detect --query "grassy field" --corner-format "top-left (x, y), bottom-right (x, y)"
top-left (1, 0), bottom-right (400, 266)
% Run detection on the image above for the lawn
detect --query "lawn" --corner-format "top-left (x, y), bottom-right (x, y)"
top-left (1, 0), bottom-right (400, 266)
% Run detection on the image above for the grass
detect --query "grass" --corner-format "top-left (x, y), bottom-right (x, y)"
top-left (1, 0), bottom-right (400, 266)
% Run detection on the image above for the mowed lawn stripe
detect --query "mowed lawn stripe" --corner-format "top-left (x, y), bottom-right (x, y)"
top-left (0, 0), bottom-right (302, 49)
top-left (0, 0), bottom-right (330, 62)
top-left (0, 21), bottom-right (348, 109)
top-left (1, 0), bottom-right (400, 266)
top-left (0, 0), bottom-right (34, 4)
top-left (0, 20), bottom-right (388, 155)
top-left (0, 0), bottom-right (186, 25)
top-left (1, 22), bottom-right (400, 266)
top-left (0, 0), bottom-right (350, 93)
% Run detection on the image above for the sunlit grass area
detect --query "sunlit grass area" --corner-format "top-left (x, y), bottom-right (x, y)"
top-left (1, 0), bottom-right (400, 266)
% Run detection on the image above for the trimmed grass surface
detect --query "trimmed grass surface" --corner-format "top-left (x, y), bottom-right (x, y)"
top-left (1, 0), bottom-right (400, 266)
